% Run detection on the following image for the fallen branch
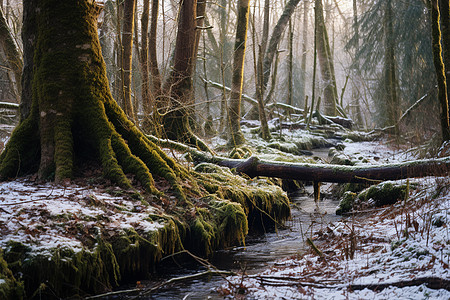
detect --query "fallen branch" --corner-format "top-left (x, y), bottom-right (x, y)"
top-left (349, 276), bottom-right (450, 291)
top-left (249, 275), bottom-right (449, 291)
top-left (86, 269), bottom-right (235, 299)
top-left (201, 78), bottom-right (258, 105)
top-left (0, 101), bottom-right (19, 110)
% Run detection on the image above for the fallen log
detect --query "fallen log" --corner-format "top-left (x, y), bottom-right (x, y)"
top-left (147, 135), bottom-right (450, 184)
top-left (216, 156), bottom-right (450, 183)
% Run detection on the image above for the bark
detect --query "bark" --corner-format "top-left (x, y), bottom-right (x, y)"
top-left (19, 0), bottom-right (34, 121)
top-left (228, 0), bottom-right (250, 146)
top-left (0, 0), bottom-right (186, 200)
top-left (215, 156), bottom-right (450, 184)
top-left (430, 0), bottom-right (450, 141)
top-left (384, 0), bottom-right (400, 133)
top-left (299, 1), bottom-right (309, 106)
top-left (121, 0), bottom-right (137, 122)
top-left (255, 0), bottom-right (270, 101)
top-left (139, 0), bottom-right (153, 120)
top-left (253, 0), bottom-right (271, 140)
top-left (193, 0), bottom-right (207, 71)
top-left (148, 0), bottom-right (162, 97)
top-left (218, 0), bottom-right (230, 132)
top-left (440, 0), bottom-right (450, 106)
top-left (262, 0), bottom-right (301, 90)
top-left (351, 0), bottom-right (364, 126)
top-left (287, 19), bottom-right (294, 106)
top-left (315, 0), bottom-right (338, 116)
top-left (161, 0), bottom-right (210, 151)
top-left (0, 6), bottom-right (22, 103)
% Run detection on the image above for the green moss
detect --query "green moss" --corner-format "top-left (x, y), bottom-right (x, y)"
top-left (188, 196), bottom-right (248, 256)
top-left (0, 249), bottom-right (24, 300)
top-left (336, 191), bottom-right (357, 215)
top-left (194, 163), bottom-right (290, 231)
top-left (358, 181), bottom-right (408, 207)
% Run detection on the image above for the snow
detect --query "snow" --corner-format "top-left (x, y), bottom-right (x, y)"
top-left (0, 179), bottom-right (165, 255)
top-left (220, 140), bottom-right (450, 299)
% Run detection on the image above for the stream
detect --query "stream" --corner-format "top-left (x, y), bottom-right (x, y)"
top-left (119, 183), bottom-right (342, 299)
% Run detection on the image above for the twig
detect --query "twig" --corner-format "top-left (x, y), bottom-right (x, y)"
top-left (85, 270), bottom-right (235, 299)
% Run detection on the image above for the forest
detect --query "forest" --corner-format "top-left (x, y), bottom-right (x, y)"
top-left (0, 0), bottom-right (449, 299)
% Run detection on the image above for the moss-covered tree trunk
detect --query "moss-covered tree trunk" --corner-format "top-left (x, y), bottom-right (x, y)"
top-left (0, 6), bottom-right (22, 103)
top-left (0, 0), bottom-right (186, 199)
top-left (120, 0), bottom-right (137, 122)
top-left (228, 0), bottom-right (250, 146)
top-left (430, 0), bottom-right (450, 141)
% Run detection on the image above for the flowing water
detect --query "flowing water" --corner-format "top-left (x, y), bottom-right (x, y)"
top-left (119, 183), bottom-right (341, 299)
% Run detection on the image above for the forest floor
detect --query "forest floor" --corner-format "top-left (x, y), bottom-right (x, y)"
top-left (0, 117), bottom-right (449, 299)
top-left (211, 124), bottom-right (450, 299)
top-left (220, 175), bottom-right (449, 299)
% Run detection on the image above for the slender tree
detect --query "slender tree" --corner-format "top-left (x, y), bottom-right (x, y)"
top-left (315, 0), bottom-right (338, 116)
top-left (228, 0), bottom-right (251, 146)
top-left (430, 0), bottom-right (450, 141)
top-left (120, 0), bottom-right (136, 122)
top-left (351, 0), bottom-right (364, 126)
top-left (262, 0), bottom-right (301, 90)
top-left (148, 0), bottom-right (162, 97)
top-left (19, 0), bottom-right (33, 121)
top-left (139, 0), bottom-right (153, 126)
top-left (287, 19), bottom-right (294, 106)
top-left (0, 6), bottom-right (22, 102)
top-left (299, 0), bottom-right (309, 107)
top-left (384, 0), bottom-right (399, 133)
top-left (440, 0), bottom-right (450, 111)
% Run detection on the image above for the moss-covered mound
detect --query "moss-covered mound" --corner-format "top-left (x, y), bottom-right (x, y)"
top-left (336, 181), bottom-right (411, 215)
top-left (0, 171), bottom-right (290, 299)
top-left (194, 163), bottom-right (291, 231)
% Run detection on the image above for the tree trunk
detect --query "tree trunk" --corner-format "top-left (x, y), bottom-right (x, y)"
top-left (262, 0), bottom-right (301, 90)
top-left (287, 19), bottom-right (294, 106)
top-left (121, 0), bottom-right (137, 122)
top-left (315, 0), bottom-right (338, 116)
top-left (0, 0), bottom-right (186, 200)
top-left (430, 0), bottom-right (450, 141)
top-left (384, 0), bottom-right (400, 134)
top-left (0, 6), bottom-right (22, 103)
top-left (351, 0), bottom-right (364, 126)
top-left (139, 0), bottom-right (153, 124)
top-left (228, 0), bottom-right (250, 146)
top-left (299, 1), bottom-right (309, 107)
top-left (440, 0), bottom-right (450, 121)
top-left (161, 0), bottom-right (209, 151)
top-left (148, 0), bottom-right (162, 98)
top-left (19, 0), bottom-right (34, 121)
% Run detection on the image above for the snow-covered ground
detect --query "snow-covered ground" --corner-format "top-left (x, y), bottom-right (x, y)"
top-left (219, 139), bottom-right (450, 299)
top-left (0, 180), bottom-right (165, 255)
